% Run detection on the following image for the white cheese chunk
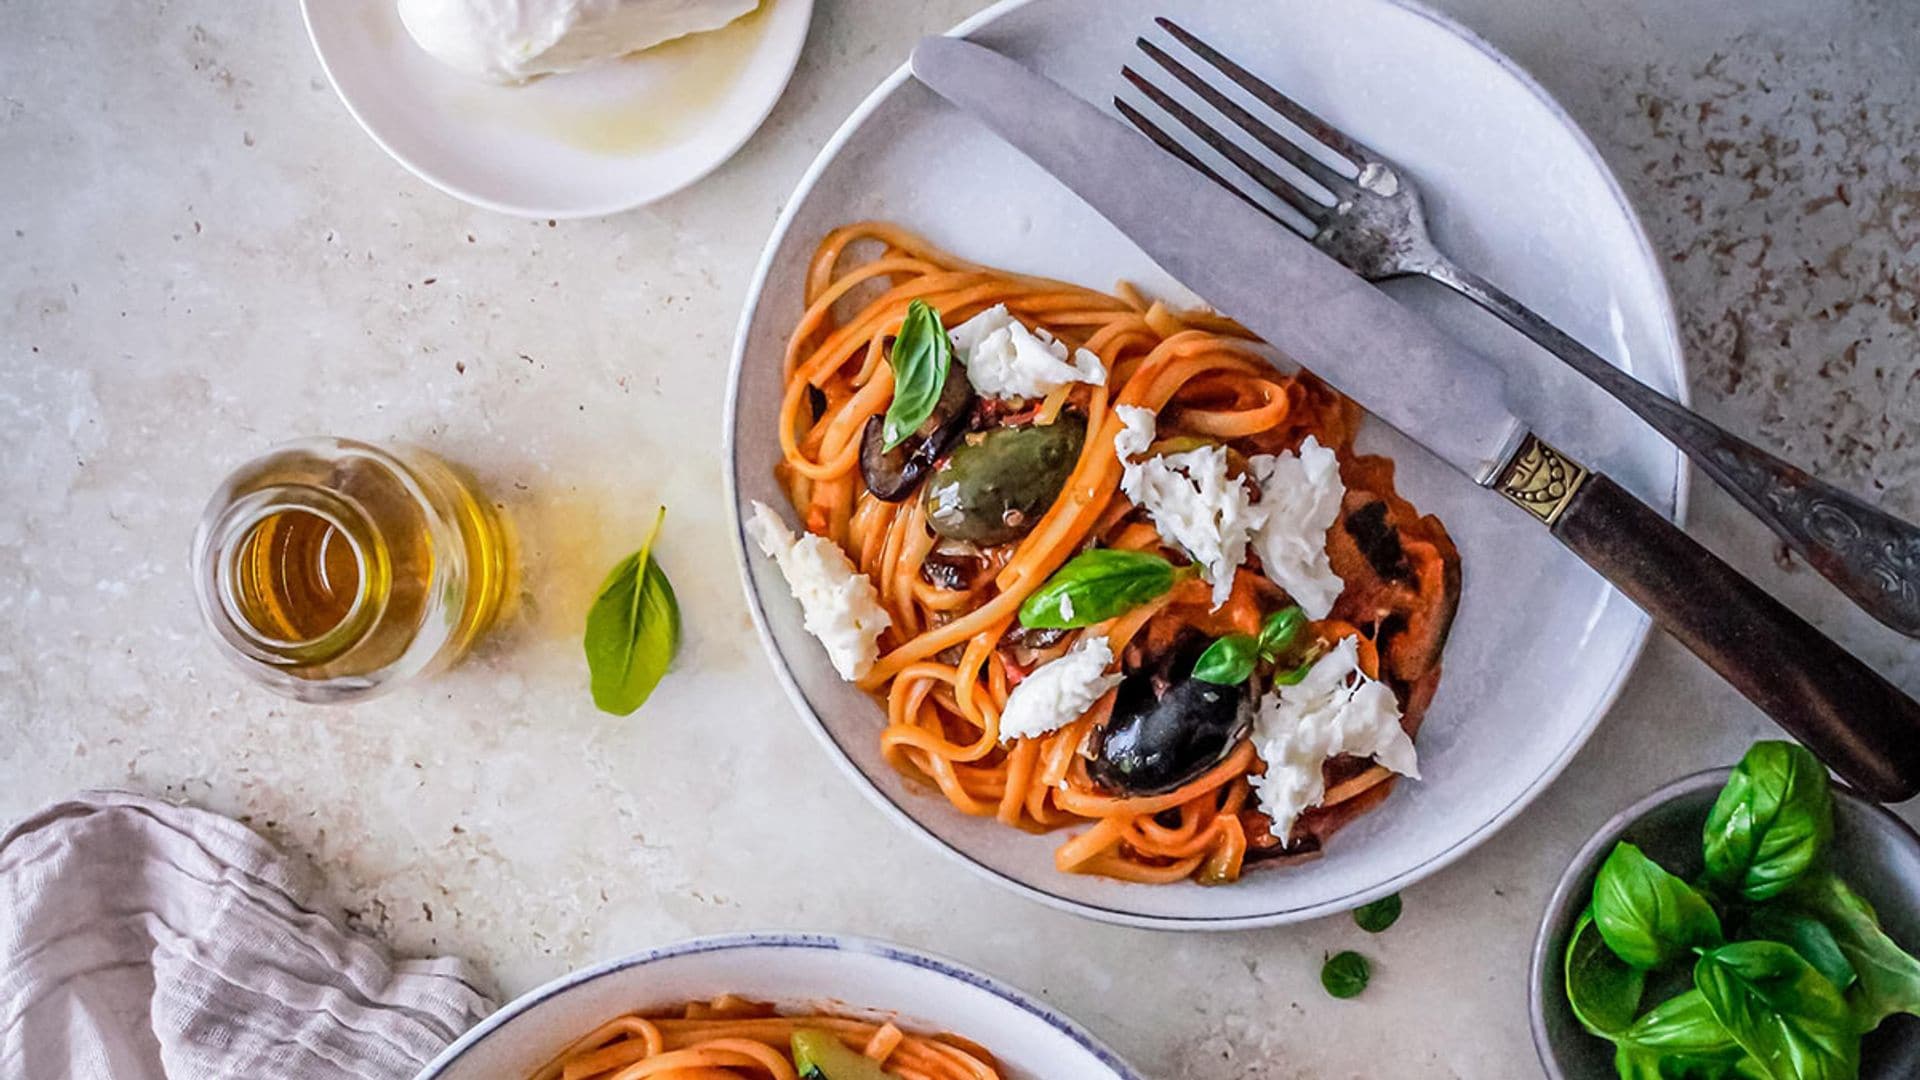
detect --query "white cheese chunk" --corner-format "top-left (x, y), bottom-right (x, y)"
top-left (1111, 405), bottom-right (1258, 609)
top-left (948, 304), bottom-right (1106, 399)
top-left (399, 0), bottom-right (759, 84)
top-left (746, 501), bottom-right (890, 681)
top-left (1248, 637), bottom-right (1418, 841)
top-left (1247, 436), bottom-right (1347, 620)
top-left (997, 635), bottom-right (1123, 743)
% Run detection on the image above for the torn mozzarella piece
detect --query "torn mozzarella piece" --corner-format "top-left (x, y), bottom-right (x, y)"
top-left (1247, 637), bottom-right (1417, 841)
top-left (746, 501), bottom-right (891, 680)
top-left (1111, 405), bottom-right (1258, 609)
top-left (1247, 436), bottom-right (1347, 620)
top-left (997, 635), bottom-right (1123, 743)
top-left (399, 0), bottom-right (759, 83)
top-left (948, 304), bottom-right (1105, 399)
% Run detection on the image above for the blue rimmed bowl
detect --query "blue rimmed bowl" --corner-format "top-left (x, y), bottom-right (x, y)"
top-left (416, 932), bottom-right (1142, 1080)
top-left (1530, 768), bottom-right (1920, 1078)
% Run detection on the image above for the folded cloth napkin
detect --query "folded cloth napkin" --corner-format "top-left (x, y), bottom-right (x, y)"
top-left (0, 791), bottom-right (495, 1080)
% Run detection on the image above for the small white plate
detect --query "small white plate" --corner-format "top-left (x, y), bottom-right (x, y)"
top-left (727, 0), bottom-right (1687, 928)
top-left (302, 0), bottom-right (814, 218)
top-left (416, 933), bottom-right (1141, 1080)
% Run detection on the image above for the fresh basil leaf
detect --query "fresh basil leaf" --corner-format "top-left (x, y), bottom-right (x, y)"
top-left (1747, 908), bottom-right (1858, 993)
top-left (1565, 907), bottom-right (1645, 1038)
top-left (882, 299), bottom-right (954, 451)
top-left (1353, 893), bottom-right (1402, 934)
top-left (584, 508), bottom-right (680, 716)
top-left (1615, 990), bottom-right (1751, 1077)
top-left (1694, 941), bottom-right (1860, 1080)
top-left (1704, 741), bottom-right (1835, 903)
top-left (1193, 633), bottom-right (1258, 685)
top-left (1017, 549), bottom-right (1179, 629)
top-left (1272, 655), bottom-right (1316, 686)
top-left (1320, 951), bottom-right (1370, 999)
top-left (1593, 842), bottom-right (1725, 970)
top-left (1781, 871), bottom-right (1920, 1031)
top-left (1256, 605), bottom-right (1305, 660)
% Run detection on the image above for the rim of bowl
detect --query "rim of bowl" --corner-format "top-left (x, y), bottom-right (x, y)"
top-left (722, 0), bottom-right (1691, 929)
top-left (414, 931), bottom-right (1144, 1080)
top-left (1527, 767), bottom-right (1920, 1078)
top-left (298, 0), bottom-right (817, 220)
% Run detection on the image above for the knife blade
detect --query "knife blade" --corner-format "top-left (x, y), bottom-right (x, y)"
top-left (907, 34), bottom-right (1920, 802)
top-left (911, 35), bottom-right (1526, 485)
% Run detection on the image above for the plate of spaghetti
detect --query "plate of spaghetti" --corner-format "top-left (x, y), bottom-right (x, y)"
top-left (417, 933), bottom-right (1139, 1080)
top-left (727, 0), bottom-right (1686, 927)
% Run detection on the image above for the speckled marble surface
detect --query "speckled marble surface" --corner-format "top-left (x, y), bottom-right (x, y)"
top-left (2, 1), bottom-right (1916, 1077)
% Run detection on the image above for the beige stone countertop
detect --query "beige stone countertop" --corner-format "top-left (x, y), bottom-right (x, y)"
top-left (3, 1), bottom-right (1916, 1076)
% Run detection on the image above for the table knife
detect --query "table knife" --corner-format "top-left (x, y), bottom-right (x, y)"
top-left (909, 35), bottom-right (1920, 802)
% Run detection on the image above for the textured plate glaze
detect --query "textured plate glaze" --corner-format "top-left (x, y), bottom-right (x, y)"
top-left (416, 933), bottom-right (1140, 1080)
top-left (302, 0), bottom-right (812, 218)
top-left (727, 0), bottom-right (1688, 928)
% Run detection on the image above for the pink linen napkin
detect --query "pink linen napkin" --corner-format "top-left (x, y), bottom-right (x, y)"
top-left (0, 791), bottom-right (495, 1080)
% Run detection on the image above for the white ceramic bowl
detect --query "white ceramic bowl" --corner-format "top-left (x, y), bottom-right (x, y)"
top-left (726, 0), bottom-right (1686, 928)
top-left (414, 933), bottom-right (1141, 1080)
top-left (301, 0), bottom-right (814, 218)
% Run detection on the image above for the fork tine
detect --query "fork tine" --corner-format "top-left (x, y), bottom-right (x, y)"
top-left (1135, 37), bottom-right (1354, 199)
top-left (1120, 66), bottom-right (1332, 224)
top-left (1155, 17), bottom-right (1380, 170)
top-left (1113, 97), bottom-right (1307, 234)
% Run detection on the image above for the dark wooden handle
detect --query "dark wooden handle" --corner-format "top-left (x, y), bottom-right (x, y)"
top-left (1552, 473), bottom-right (1920, 802)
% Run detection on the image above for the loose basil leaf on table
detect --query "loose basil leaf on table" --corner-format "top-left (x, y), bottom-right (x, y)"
top-left (1193, 633), bottom-right (1258, 685)
top-left (1017, 549), bottom-right (1182, 629)
top-left (1693, 941), bottom-right (1860, 1080)
top-left (1593, 841), bottom-right (1725, 970)
top-left (584, 507), bottom-right (681, 716)
top-left (1353, 893), bottom-right (1402, 934)
top-left (1781, 871), bottom-right (1920, 1030)
top-left (882, 299), bottom-right (955, 451)
top-left (1613, 989), bottom-right (1757, 1079)
top-left (1565, 907), bottom-right (1645, 1038)
top-left (1703, 740), bottom-right (1835, 903)
top-left (1320, 951), bottom-right (1370, 999)
top-left (1746, 908), bottom-right (1858, 994)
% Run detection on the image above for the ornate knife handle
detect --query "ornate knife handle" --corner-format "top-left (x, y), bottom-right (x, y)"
top-left (1428, 259), bottom-right (1920, 638)
top-left (1494, 436), bottom-right (1920, 803)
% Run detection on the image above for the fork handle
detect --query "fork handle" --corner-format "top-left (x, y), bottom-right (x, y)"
top-left (1547, 470), bottom-right (1920, 802)
top-left (1425, 258), bottom-right (1920, 638)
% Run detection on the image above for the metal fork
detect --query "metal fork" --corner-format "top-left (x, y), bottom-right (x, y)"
top-left (1118, 16), bottom-right (1920, 638)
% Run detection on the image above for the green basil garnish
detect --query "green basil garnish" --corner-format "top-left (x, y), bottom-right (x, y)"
top-left (1781, 872), bottom-right (1920, 1031)
top-left (584, 507), bottom-right (681, 716)
top-left (1704, 741), bottom-right (1835, 903)
top-left (882, 299), bottom-right (954, 451)
top-left (1320, 951), bottom-right (1370, 999)
top-left (1257, 605), bottom-right (1305, 656)
top-left (1353, 893), bottom-right (1403, 934)
top-left (1611, 990), bottom-right (1753, 1078)
top-left (1694, 941), bottom-right (1858, 1080)
top-left (1018, 549), bottom-right (1182, 629)
top-left (1192, 633), bottom-right (1258, 685)
top-left (1592, 841), bottom-right (1723, 970)
top-left (1566, 908), bottom-right (1646, 1038)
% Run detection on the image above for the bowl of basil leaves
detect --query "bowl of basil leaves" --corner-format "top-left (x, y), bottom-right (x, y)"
top-left (1530, 741), bottom-right (1920, 1080)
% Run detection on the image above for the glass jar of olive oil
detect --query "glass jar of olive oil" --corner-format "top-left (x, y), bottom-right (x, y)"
top-left (191, 438), bottom-right (512, 703)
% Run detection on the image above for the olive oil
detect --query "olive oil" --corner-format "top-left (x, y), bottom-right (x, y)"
top-left (193, 439), bottom-right (512, 702)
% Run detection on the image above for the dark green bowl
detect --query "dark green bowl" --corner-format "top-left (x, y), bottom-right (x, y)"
top-left (1530, 767), bottom-right (1920, 1078)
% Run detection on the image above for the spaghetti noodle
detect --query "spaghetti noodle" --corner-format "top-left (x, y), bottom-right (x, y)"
top-left (530, 995), bottom-right (1001, 1080)
top-left (770, 222), bottom-right (1460, 885)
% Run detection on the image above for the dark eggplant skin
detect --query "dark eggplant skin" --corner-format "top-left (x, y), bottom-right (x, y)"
top-left (859, 359), bottom-right (976, 502)
top-left (923, 414), bottom-right (1087, 544)
top-left (1089, 642), bottom-right (1257, 796)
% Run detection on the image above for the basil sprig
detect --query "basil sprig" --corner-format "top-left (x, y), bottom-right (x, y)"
top-left (1592, 841), bottom-right (1723, 969)
top-left (1704, 741), bottom-right (1834, 903)
top-left (1018, 549), bottom-right (1184, 629)
top-left (1192, 605), bottom-right (1306, 686)
top-left (1560, 740), bottom-right (1920, 1080)
top-left (882, 299), bottom-right (954, 451)
top-left (584, 507), bottom-right (681, 716)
